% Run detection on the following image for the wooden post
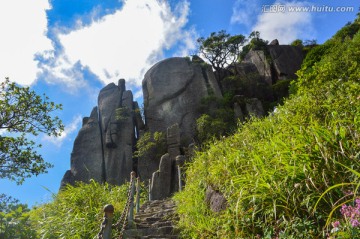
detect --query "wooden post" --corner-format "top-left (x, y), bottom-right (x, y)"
top-left (177, 165), bottom-right (182, 192)
top-left (128, 172), bottom-right (136, 226)
top-left (148, 179), bottom-right (152, 201)
top-left (136, 177), bottom-right (141, 213)
top-left (102, 204), bottom-right (114, 239)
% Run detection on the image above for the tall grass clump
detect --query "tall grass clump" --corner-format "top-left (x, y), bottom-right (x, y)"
top-left (30, 180), bottom-right (136, 239)
top-left (174, 19), bottom-right (360, 238)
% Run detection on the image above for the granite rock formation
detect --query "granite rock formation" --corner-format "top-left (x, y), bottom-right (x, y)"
top-left (243, 44), bottom-right (304, 84)
top-left (61, 45), bottom-right (305, 193)
top-left (61, 79), bottom-right (142, 187)
top-left (142, 57), bottom-right (222, 147)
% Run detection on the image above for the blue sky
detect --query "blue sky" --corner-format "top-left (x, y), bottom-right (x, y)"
top-left (0, 0), bottom-right (358, 207)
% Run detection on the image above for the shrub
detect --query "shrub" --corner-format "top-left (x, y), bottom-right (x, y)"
top-left (133, 131), bottom-right (166, 160)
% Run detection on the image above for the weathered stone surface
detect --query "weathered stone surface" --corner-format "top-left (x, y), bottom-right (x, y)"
top-left (205, 186), bottom-right (227, 212)
top-left (245, 98), bottom-right (265, 117)
top-left (234, 102), bottom-right (245, 122)
top-left (151, 154), bottom-right (172, 200)
top-left (268, 45), bottom-right (304, 80)
top-left (133, 101), bottom-right (145, 139)
top-left (167, 124), bottom-right (180, 159)
top-left (143, 57), bottom-right (222, 147)
top-left (269, 39), bottom-right (279, 45)
top-left (100, 86), bottom-right (135, 185)
top-left (61, 79), bottom-right (139, 187)
top-left (244, 50), bottom-right (272, 85)
top-left (60, 107), bottom-right (103, 187)
top-left (123, 199), bottom-right (179, 238)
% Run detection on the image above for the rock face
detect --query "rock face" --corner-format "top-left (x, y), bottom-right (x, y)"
top-left (243, 45), bottom-right (304, 84)
top-left (61, 79), bottom-right (142, 187)
top-left (60, 107), bottom-right (103, 188)
top-left (267, 45), bottom-right (304, 80)
top-left (142, 57), bottom-right (222, 147)
top-left (244, 50), bottom-right (273, 85)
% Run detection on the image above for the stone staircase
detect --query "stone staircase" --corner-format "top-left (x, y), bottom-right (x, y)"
top-left (123, 199), bottom-right (179, 239)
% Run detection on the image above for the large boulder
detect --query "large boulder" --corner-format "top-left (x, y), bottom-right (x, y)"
top-left (243, 45), bottom-right (304, 84)
top-left (61, 79), bottom-right (140, 187)
top-left (98, 80), bottom-right (135, 185)
top-left (267, 45), bottom-right (304, 80)
top-left (142, 57), bottom-right (222, 146)
top-left (60, 107), bottom-right (103, 187)
top-left (243, 50), bottom-right (273, 85)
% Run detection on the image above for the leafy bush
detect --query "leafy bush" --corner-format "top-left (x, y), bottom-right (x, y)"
top-left (174, 20), bottom-right (360, 238)
top-left (0, 194), bottom-right (36, 239)
top-left (133, 131), bottom-right (166, 160)
top-left (30, 180), bottom-right (139, 239)
top-left (196, 93), bottom-right (236, 143)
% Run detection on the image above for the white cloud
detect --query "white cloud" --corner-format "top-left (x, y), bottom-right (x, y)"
top-left (43, 115), bottom-right (82, 147)
top-left (231, 0), bottom-right (261, 27)
top-left (39, 54), bottom-right (89, 94)
top-left (56, 0), bottom-right (196, 87)
top-left (0, 0), bottom-right (53, 86)
top-left (252, 1), bottom-right (315, 44)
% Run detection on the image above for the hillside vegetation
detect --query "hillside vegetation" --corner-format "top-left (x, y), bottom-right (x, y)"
top-left (174, 17), bottom-right (360, 238)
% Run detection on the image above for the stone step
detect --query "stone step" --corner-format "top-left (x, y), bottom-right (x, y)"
top-left (123, 226), bottom-right (177, 238)
top-left (123, 199), bottom-right (179, 239)
top-left (126, 236), bottom-right (179, 239)
top-left (135, 220), bottom-right (173, 229)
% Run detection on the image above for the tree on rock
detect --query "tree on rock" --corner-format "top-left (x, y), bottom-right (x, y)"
top-left (197, 30), bottom-right (246, 78)
top-left (0, 78), bottom-right (64, 184)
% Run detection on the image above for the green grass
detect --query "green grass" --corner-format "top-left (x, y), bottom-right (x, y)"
top-left (174, 19), bottom-right (360, 239)
top-left (30, 180), bottom-right (146, 239)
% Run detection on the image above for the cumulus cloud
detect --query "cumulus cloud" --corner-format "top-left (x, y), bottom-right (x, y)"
top-left (43, 115), bottom-right (83, 147)
top-left (0, 0), bottom-right (53, 86)
top-left (56, 0), bottom-right (196, 87)
top-left (252, 1), bottom-right (315, 44)
top-left (231, 0), bottom-right (262, 27)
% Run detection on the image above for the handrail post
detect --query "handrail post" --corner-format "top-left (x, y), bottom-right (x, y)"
top-left (98, 204), bottom-right (114, 239)
top-left (127, 172), bottom-right (136, 227)
top-left (176, 155), bottom-right (186, 192)
top-left (177, 166), bottom-right (182, 192)
top-left (148, 179), bottom-right (152, 201)
top-left (136, 177), bottom-right (141, 213)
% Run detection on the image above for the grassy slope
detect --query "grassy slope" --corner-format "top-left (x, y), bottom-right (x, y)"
top-left (174, 18), bottom-right (360, 238)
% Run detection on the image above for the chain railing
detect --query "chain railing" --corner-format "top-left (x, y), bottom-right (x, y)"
top-left (97, 171), bottom-right (138, 239)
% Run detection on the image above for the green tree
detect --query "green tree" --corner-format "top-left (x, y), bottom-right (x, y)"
top-left (291, 39), bottom-right (303, 47)
top-left (0, 78), bottom-right (64, 184)
top-left (197, 30), bottom-right (246, 78)
top-left (239, 31), bottom-right (269, 60)
top-left (0, 194), bottom-right (37, 239)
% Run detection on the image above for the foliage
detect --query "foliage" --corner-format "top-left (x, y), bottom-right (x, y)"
top-left (196, 93), bottom-right (236, 144)
top-left (115, 106), bottom-right (131, 123)
top-left (0, 194), bottom-right (36, 239)
top-left (291, 39), bottom-right (303, 47)
top-left (0, 78), bottom-right (64, 184)
top-left (29, 180), bottom-right (146, 239)
top-left (133, 131), bottom-right (166, 160)
top-left (301, 16), bottom-right (359, 72)
top-left (239, 31), bottom-right (269, 61)
top-left (174, 18), bottom-right (360, 238)
top-left (197, 30), bottom-right (246, 75)
top-left (222, 74), bottom-right (273, 102)
top-left (271, 79), bottom-right (293, 104)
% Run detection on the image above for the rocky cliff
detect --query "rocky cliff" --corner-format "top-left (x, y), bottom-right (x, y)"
top-left (61, 79), bottom-right (143, 187)
top-left (61, 42), bottom-right (304, 191)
